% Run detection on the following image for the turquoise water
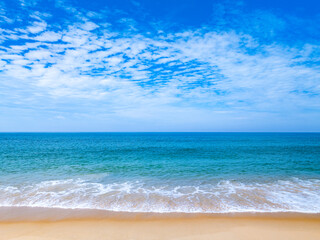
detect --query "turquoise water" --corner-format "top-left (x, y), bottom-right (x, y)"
top-left (0, 133), bottom-right (320, 213)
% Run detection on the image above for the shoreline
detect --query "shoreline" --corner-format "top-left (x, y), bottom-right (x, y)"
top-left (1, 206), bottom-right (320, 222)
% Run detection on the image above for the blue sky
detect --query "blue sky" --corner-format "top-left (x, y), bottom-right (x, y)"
top-left (0, 0), bottom-right (320, 132)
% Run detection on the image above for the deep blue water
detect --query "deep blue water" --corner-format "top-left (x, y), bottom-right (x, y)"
top-left (0, 133), bottom-right (319, 213)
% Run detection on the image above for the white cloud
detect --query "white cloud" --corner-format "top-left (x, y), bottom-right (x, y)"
top-left (0, 13), bottom-right (320, 131)
top-left (24, 50), bottom-right (52, 60)
top-left (35, 31), bottom-right (61, 42)
top-left (27, 21), bottom-right (47, 34)
top-left (81, 22), bottom-right (99, 31)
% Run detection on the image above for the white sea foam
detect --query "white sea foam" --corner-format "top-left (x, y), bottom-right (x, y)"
top-left (0, 178), bottom-right (319, 213)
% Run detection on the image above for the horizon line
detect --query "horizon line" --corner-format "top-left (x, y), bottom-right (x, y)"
top-left (1, 131), bottom-right (319, 133)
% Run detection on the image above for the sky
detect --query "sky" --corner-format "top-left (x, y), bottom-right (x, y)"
top-left (0, 0), bottom-right (320, 132)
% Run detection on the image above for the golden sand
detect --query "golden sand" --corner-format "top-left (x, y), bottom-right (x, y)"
top-left (0, 215), bottom-right (319, 240)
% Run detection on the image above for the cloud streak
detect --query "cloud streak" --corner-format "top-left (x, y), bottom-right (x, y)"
top-left (0, 0), bottom-right (320, 131)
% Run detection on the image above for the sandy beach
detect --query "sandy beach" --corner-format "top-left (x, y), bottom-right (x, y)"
top-left (0, 213), bottom-right (319, 240)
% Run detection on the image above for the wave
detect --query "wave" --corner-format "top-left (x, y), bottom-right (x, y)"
top-left (0, 178), bottom-right (319, 213)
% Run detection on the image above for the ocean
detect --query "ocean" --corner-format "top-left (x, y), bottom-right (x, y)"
top-left (0, 133), bottom-right (319, 214)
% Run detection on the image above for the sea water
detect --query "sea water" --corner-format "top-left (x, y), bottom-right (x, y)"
top-left (0, 133), bottom-right (319, 213)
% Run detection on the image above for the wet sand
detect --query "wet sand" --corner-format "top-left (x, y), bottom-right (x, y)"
top-left (0, 214), bottom-right (319, 240)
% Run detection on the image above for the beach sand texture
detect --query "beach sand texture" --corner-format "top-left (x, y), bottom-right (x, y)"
top-left (0, 216), bottom-right (320, 240)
